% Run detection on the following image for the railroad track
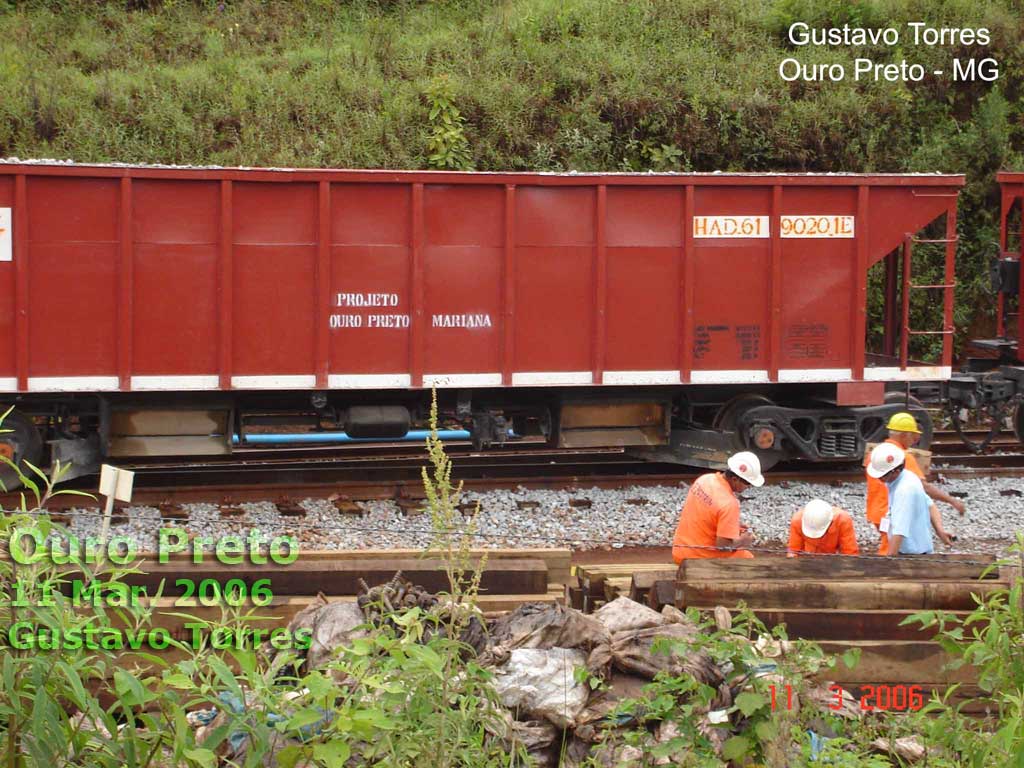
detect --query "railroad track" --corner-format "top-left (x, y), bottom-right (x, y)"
top-left (9, 436), bottom-right (1024, 513)
top-left (930, 428), bottom-right (1020, 450)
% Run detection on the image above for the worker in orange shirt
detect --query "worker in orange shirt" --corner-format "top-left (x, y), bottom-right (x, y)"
top-left (787, 499), bottom-right (859, 557)
top-left (865, 412), bottom-right (964, 554)
top-left (672, 451), bottom-right (763, 563)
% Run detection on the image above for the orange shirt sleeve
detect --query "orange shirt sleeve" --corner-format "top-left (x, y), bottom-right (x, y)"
top-left (715, 498), bottom-right (741, 541)
top-left (865, 476), bottom-right (887, 527)
top-left (905, 452), bottom-right (925, 479)
top-left (837, 511), bottom-right (860, 555)
top-left (787, 514), bottom-right (803, 557)
top-left (864, 443), bottom-right (886, 526)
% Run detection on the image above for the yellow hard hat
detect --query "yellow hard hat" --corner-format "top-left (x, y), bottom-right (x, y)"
top-left (886, 412), bottom-right (921, 434)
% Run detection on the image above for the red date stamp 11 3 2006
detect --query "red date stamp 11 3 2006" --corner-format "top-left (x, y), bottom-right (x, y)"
top-left (769, 684), bottom-right (926, 712)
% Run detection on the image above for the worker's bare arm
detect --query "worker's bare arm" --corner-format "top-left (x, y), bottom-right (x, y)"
top-left (887, 534), bottom-right (904, 557)
top-left (715, 531), bottom-right (754, 550)
top-left (928, 504), bottom-right (954, 546)
top-left (922, 480), bottom-right (966, 515)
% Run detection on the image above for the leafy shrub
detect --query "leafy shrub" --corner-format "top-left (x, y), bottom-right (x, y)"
top-left (424, 75), bottom-right (473, 170)
top-left (584, 607), bottom-right (874, 767)
top-left (905, 536), bottom-right (1024, 765)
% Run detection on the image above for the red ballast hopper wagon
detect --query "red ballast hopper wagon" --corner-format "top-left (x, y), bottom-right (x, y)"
top-left (0, 163), bottom-right (964, 481)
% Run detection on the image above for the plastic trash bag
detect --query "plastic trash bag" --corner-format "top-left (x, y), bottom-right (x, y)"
top-left (610, 622), bottom-right (722, 687)
top-left (484, 603), bottom-right (612, 676)
top-left (491, 647), bottom-right (590, 728)
top-left (593, 596), bottom-right (668, 634)
top-left (305, 602), bottom-right (367, 669)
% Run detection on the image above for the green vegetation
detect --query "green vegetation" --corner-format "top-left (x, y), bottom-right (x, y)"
top-left (0, 402), bottom-right (527, 768)
top-left (905, 536), bottom-right (1024, 766)
top-left (3, 406), bottom-right (1024, 765)
top-left (591, 549), bottom-right (1024, 767)
top-left (1, 0), bottom-right (1019, 174)
top-left (0, 0), bottom-right (1021, 347)
top-left (0, 513), bottom-right (521, 768)
top-left (588, 608), bottom-right (880, 767)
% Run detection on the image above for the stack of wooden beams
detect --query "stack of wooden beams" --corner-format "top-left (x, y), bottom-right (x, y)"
top-left (573, 563), bottom-right (677, 612)
top-left (92, 548), bottom-right (573, 638)
top-left (675, 554), bottom-right (1017, 713)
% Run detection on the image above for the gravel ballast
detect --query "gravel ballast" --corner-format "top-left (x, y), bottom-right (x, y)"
top-left (50, 472), bottom-right (1024, 556)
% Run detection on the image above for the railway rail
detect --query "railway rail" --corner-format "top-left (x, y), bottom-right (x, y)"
top-left (7, 429), bottom-right (1024, 512)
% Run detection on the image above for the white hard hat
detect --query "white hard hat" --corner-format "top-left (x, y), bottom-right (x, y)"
top-left (800, 499), bottom-right (835, 539)
top-left (867, 443), bottom-right (905, 479)
top-left (727, 451), bottom-right (764, 487)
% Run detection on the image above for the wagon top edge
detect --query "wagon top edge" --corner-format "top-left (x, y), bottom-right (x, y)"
top-left (997, 171), bottom-right (1024, 184)
top-left (0, 159), bottom-right (965, 187)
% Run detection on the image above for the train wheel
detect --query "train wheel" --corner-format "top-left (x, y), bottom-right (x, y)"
top-left (883, 392), bottom-right (934, 450)
top-left (712, 395), bottom-right (774, 436)
top-left (1014, 401), bottom-right (1024, 444)
top-left (0, 408), bottom-right (43, 492)
top-left (712, 394), bottom-right (784, 470)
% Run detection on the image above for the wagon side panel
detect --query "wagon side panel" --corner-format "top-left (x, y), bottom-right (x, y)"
top-left (777, 186), bottom-right (857, 377)
top-left (131, 179), bottom-right (220, 383)
top-left (328, 183), bottom-right (412, 387)
top-left (689, 185), bottom-right (771, 380)
top-left (0, 176), bottom-right (15, 384)
top-left (513, 186), bottom-right (595, 382)
top-left (421, 184), bottom-right (503, 384)
top-left (232, 181), bottom-right (318, 385)
top-left (604, 186), bottom-right (682, 381)
top-left (27, 176), bottom-right (119, 386)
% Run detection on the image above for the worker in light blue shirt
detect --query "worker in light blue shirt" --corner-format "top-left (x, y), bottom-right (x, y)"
top-left (865, 443), bottom-right (934, 556)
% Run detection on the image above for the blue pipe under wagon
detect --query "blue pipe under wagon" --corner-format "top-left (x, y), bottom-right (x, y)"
top-left (232, 430), bottom-right (472, 445)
